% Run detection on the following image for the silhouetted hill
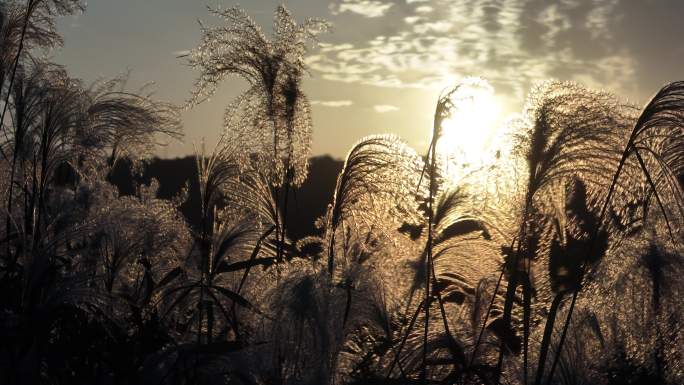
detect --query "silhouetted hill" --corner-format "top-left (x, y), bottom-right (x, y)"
top-left (108, 155), bottom-right (344, 241)
top-left (285, 155), bottom-right (343, 240)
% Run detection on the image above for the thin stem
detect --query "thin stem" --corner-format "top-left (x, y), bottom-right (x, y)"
top-left (0, 0), bottom-right (36, 162)
top-left (385, 299), bottom-right (425, 381)
top-left (468, 237), bottom-right (517, 369)
top-left (534, 292), bottom-right (564, 385)
top-left (421, 130), bottom-right (437, 384)
top-left (545, 291), bottom-right (578, 385)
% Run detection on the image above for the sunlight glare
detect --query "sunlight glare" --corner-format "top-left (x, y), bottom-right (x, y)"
top-left (436, 79), bottom-right (502, 175)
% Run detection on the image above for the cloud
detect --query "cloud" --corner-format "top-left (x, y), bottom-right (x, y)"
top-left (311, 100), bottom-right (354, 107)
top-left (314, 0), bottom-right (684, 106)
top-left (374, 104), bottom-right (399, 113)
top-left (332, 0), bottom-right (394, 18)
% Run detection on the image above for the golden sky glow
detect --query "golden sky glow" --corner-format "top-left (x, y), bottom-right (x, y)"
top-left (54, 0), bottom-right (684, 158)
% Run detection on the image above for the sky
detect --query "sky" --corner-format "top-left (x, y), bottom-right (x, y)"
top-left (54, 0), bottom-right (684, 159)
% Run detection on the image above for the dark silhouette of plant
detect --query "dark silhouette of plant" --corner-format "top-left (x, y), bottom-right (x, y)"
top-left (319, 134), bottom-right (424, 383)
top-left (186, 5), bottom-right (329, 267)
top-left (0, 0), bottom-right (84, 141)
top-left (0, 26), bottom-right (184, 385)
top-left (479, 81), bottom-right (629, 384)
top-left (534, 177), bottom-right (608, 385)
top-left (381, 80), bottom-right (501, 384)
top-left (154, 138), bottom-right (269, 350)
top-left (544, 81), bottom-right (684, 385)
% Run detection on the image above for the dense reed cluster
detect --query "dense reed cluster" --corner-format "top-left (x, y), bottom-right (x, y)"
top-left (0, 3), bottom-right (682, 385)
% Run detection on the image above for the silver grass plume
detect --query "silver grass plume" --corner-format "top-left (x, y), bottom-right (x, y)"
top-left (475, 80), bottom-right (634, 383)
top-left (77, 72), bottom-right (183, 173)
top-left (325, 134), bottom-right (425, 279)
top-left (540, 81), bottom-right (684, 385)
top-left (0, 0), bottom-right (85, 140)
top-left (187, 5), bottom-right (328, 188)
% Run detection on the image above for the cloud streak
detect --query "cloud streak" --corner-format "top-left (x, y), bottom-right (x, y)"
top-left (332, 0), bottom-right (394, 18)
top-left (311, 100), bottom-right (354, 107)
top-left (314, 0), bottom-right (681, 106)
top-left (374, 104), bottom-right (399, 113)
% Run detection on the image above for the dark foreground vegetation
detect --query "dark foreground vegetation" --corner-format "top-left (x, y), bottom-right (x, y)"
top-left (0, 2), bottom-right (682, 385)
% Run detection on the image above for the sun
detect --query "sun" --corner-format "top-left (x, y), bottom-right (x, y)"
top-left (436, 79), bottom-right (502, 173)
